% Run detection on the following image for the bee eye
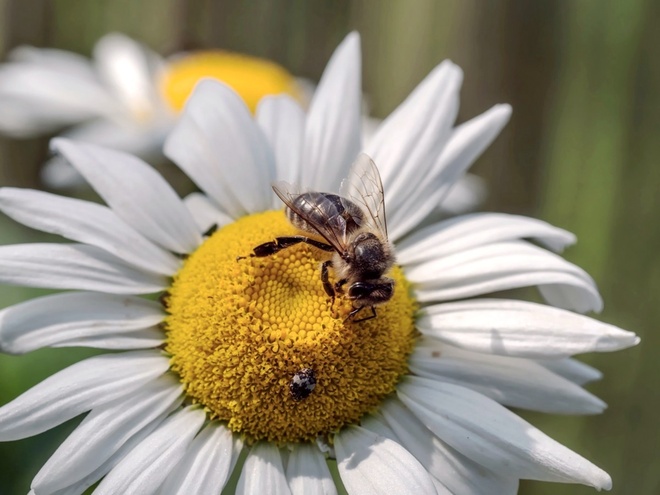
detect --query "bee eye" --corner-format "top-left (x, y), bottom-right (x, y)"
top-left (348, 282), bottom-right (371, 298)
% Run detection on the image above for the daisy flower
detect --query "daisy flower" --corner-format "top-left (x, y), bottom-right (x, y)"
top-left (0, 32), bottom-right (301, 188)
top-left (0, 33), bottom-right (639, 494)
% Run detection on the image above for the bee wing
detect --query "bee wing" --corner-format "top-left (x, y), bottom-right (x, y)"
top-left (272, 180), bottom-right (303, 202)
top-left (339, 153), bottom-right (389, 239)
top-left (272, 181), bottom-right (350, 254)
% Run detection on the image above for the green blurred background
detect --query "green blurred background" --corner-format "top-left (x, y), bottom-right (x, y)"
top-left (0, 0), bottom-right (657, 493)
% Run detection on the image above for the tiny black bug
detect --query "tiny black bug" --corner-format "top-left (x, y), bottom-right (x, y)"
top-left (289, 368), bottom-right (316, 401)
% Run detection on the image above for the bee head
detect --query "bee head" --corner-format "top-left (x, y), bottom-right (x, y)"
top-left (348, 278), bottom-right (394, 305)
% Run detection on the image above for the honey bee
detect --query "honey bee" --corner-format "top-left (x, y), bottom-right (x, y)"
top-left (240, 153), bottom-right (395, 321)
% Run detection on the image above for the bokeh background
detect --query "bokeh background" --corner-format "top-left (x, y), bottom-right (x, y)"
top-left (0, 0), bottom-right (657, 493)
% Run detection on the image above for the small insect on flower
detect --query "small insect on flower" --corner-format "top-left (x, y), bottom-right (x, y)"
top-left (289, 368), bottom-right (317, 401)
top-left (240, 153), bottom-right (395, 322)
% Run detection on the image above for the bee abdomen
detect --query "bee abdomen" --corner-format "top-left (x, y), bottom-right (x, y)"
top-left (286, 202), bottom-right (314, 232)
top-left (288, 192), bottom-right (362, 234)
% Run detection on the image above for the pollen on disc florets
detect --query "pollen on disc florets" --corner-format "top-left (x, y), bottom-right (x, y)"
top-left (165, 210), bottom-right (416, 443)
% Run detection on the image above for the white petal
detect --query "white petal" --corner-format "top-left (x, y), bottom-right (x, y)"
top-left (429, 477), bottom-right (453, 495)
top-left (56, 327), bottom-right (164, 350)
top-left (94, 33), bottom-right (162, 121)
top-left (159, 422), bottom-right (239, 495)
top-left (379, 175), bottom-right (485, 228)
top-left (0, 350), bottom-right (169, 441)
top-left (41, 413), bottom-right (168, 495)
top-left (397, 213), bottom-right (576, 266)
top-left (57, 116), bottom-right (172, 158)
top-left (417, 299), bottom-right (638, 358)
top-left (0, 188), bottom-right (180, 276)
top-left (286, 443), bottom-right (337, 495)
top-left (335, 425), bottom-right (437, 495)
top-left (0, 97), bottom-right (74, 137)
top-left (0, 49), bottom-right (115, 136)
top-left (407, 241), bottom-right (603, 313)
top-left (0, 243), bottom-right (167, 294)
top-left (410, 343), bottom-right (606, 414)
top-left (433, 104), bottom-right (512, 200)
top-left (164, 79), bottom-right (275, 218)
top-left (40, 155), bottom-right (88, 190)
top-left (361, 115), bottom-right (380, 147)
top-left (369, 61), bottom-right (462, 226)
top-left (256, 95), bottom-right (305, 200)
top-left (237, 443), bottom-right (291, 495)
top-left (436, 174), bottom-right (487, 216)
top-left (359, 413), bottom-right (398, 439)
top-left (183, 192), bottom-right (232, 234)
top-left (301, 32), bottom-right (361, 192)
top-left (540, 284), bottom-right (602, 315)
top-left (389, 104), bottom-right (512, 240)
top-left (9, 45), bottom-right (98, 79)
top-left (537, 357), bottom-right (603, 385)
top-left (0, 291), bottom-right (163, 354)
top-left (94, 406), bottom-right (206, 495)
top-left (32, 375), bottom-right (182, 493)
top-left (398, 378), bottom-right (612, 490)
top-left (379, 399), bottom-right (519, 495)
top-left (358, 411), bottom-right (465, 494)
top-left (51, 139), bottom-right (202, 254)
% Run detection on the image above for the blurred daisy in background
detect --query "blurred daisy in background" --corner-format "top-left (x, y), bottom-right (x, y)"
top-left (0, 33), bottom-right (638, 494)
top-left (0, 33), bottom-right (301, 189)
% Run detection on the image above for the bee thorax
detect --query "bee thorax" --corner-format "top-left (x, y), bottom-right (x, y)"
top-left (350, 232), bottom-right (393, 279)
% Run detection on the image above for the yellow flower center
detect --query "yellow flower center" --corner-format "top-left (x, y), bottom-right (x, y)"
top-left (165, 211), bottom-right (416, 443)
top-left (159, 51), bottom-right (302, 113)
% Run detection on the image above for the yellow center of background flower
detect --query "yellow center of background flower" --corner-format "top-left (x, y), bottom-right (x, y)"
top-left (159, 51), bottom-right (302, 113)
top-left (165, 211), bottom-right (416, 443)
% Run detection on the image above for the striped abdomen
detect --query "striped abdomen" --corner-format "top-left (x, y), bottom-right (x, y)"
top-left (287, 192), bottom-right (363, 235)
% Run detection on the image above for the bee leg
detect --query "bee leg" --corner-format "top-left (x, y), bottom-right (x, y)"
top-left (347, 306), bottom-right (377, 323)
top-left (158, 291), bottom-right (170, 309)
top-left (237, 236), bottom-right (333, 260)
top-left (334, 278), bottom-right (347, 295)
top-left (321, 260), bottom-right (335, 301)
top-left (203, 223), bottom-right (218, 237)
